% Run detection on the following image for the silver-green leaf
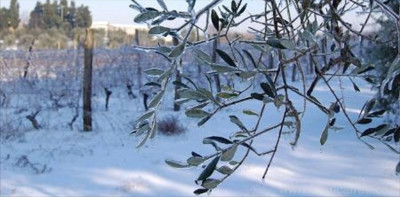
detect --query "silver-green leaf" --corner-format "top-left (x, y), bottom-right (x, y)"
top-left (134, 11), bottom-right (161, 23)
top-left (202, 179), bottom-right (221, 189)
top-left (148, 90), bottom-right (164, 109)
top-left (185, 109), bottom-right (210, 118)
top-left (210, 64), bottom-right (238, 73)
top-left (148, 26), bottom-right (170, 35)
top-left (136, 129), bottom-right (151, 148)
top-left (136, 110), bottom-right (155, 125)
top-left (187, 156), bottom-right (207, 166)
top-left (157, 0), bottom-right (168, 11)
top-left (217, 92), bottom-right (239, 99)
top-left (243, 109), bottom-right (259, 116)
top-left (197, 156), bottom-right (220, 181)
top-left (165, 159), bottom-right (190, 168)
top-left (230, 115), bottom-right (247, 131)
top-left (217, 165), bottom-right (233, 175)
top-left (145, 68), bottom-right (165, 76)
top-left (169, 43), bottom-right (185, 57)
top-left (178, 89), bottom-right (207, 100)
top-left (280, 39), bottom-right (297, 50)
top-left (221, 144), bottom-right (238, 161)
top-left (320, 124), bottom-right (329, 145)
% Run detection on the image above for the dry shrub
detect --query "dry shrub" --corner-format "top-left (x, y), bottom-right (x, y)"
top-left (157, 115), bottom-right (185, 136)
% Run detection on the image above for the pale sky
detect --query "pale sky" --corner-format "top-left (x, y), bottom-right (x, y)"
top-left (1, 0), bottom-right (372, 31)
top-left (1, 0), bottom-right (264, 25)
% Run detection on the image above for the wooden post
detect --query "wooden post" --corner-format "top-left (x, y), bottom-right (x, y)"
top-left (309, 53), bottom-right (313, 74)
top-left (104, 87), bottom-right (112, 111)
top-left (291, 39), bottom-right (301, 82)
top-left (83, 28), bottom-right (94, 131)
top-left (196, 28), bottom-right (202, 78)
top-left (135, 29), bottom-right (142, 89)
top-left (173, 37), bottom-right (181, 111)
top-left (69, 35), bottom-right (81, 130)
top-left (268, 52), bottom-right (274, 69)
top-left (23, 40), bottom-right (34, 78)
top-left (212, 34), bottom-right (221, 95)
top-left (291, 63), bottom-right (297, 82)
top-left (321, 37), bottom-right (327, 66)
top-left (306, 40), bottom-right (314, 74)
top-left (360, 37), bottom-right (364, 57)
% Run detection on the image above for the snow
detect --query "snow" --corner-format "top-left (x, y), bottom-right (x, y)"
top-left (1, 76), bottom-right (399, 196)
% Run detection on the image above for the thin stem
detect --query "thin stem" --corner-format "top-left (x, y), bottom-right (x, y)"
top-left (220, 102), bottom-right (269, 183)
top-left (262, 110), bottom-right (287, 179)
top-left (177, 0), bottom-right (224, 31)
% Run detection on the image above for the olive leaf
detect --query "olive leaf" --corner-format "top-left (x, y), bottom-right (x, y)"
top-left (202, 179), bottom-right (221, 189)
top-left (217, 165), bottom-right (233, 175)
top-left (188, 156), bottom-right (207, 166)
top-left (211, 9), bottom-right (220, 30)
top-left (165, 159), bottom-right (190, 168)
top-left (197, 156), bottom-right (220, 181)
top-left (134, 11), bottom-right (161, 23)
top-left (221, 144), bottom-right (239, 161)
top-left (204, 136), bottom-right (233, 144)
top-left (320, 123), bottom-right (329, 145)
top-left (193, 188), bottom-right (209, 195)
top-left (148, 26), bottom-right (170, 35)
top-left (148, 90), bottom-right (164, 109)
top-left (216, 49), bottom-right (237, 67)
top-left (169, 43), bottom-right (185, 57)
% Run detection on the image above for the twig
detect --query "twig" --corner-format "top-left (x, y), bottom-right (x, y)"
top-left (262, 110), bottom-right (287, 179)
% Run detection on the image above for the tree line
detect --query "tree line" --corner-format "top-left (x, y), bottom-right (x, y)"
top-left (28, 0), bottom-right (91, 34)
top-left (1, 0), bottom-right (91, 33)
top-left (0, 0), bottom-right (20, 30)
top-left (1, 0), bottom-right (147, 49)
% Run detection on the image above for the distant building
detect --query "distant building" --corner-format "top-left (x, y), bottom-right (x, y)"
top-left (91, 21), bottom-right (173, 43)
top-left (91, 21), bottom-right (147, 35)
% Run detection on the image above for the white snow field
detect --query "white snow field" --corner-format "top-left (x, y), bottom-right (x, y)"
top-left (1, 78), bottom-right (399, 197)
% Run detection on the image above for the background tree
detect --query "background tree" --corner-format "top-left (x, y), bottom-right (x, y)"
top-left (0, 7), bottom-right (9, 30)
top-left (66, 1), bottom-right (76, 28)
top-left (20, 0), bottom-right (93, 50)
top-left (8, 0), bottom-right (20, 30)
top-left (0, 0), bottom-right (19, 32)
top-left (107, 29), bottom-right (133, 48)
top-left (59, 0), bottom-right (72, 33)
top-left (29, 2), bottom-right (44, 29)
top-left (28, 0), bottom-right (92, 33)
top-left (74, 5), bottom-right (91, 28)
top-left (42, 0), bottom-right (62, 29)
top-left (364, 0), bottom-right (400, 119)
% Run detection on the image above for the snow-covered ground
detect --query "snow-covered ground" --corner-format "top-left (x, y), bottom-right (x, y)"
top-left (1, 78), bottom-right (399, 197)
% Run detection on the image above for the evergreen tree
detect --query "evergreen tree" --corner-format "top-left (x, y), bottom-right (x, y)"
top-left (59, 0), bottom-right (69, 21)
top-left (27, 0), bottom-right (92, 31)
top-left (66, 1), bottom-right (76, 27)
top-left (74, 5), bottom-right (91, 28)
top-left (0, 8), bottom-right (9, 30)
top-left (59, 0), bottom-right (72, 34)
top-left (29, 2), bottom-right (44, 29)
top-left (365, 1), bottom-right (398, 65)
top-left (364, 1), bottom-right (399, 114)
top-left (9, 0), bottom-right (20, 29)
top-left (42, 0), bottom-right (62, 29)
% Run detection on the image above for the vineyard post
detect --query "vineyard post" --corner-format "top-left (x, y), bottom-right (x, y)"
top-left (83, 28), bottom-right (94, 131)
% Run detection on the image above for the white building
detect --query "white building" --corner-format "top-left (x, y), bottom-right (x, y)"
top-left (91, 21), bottom-right (173, 43)
top-left (91, 21), bottom-right (147, 35)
